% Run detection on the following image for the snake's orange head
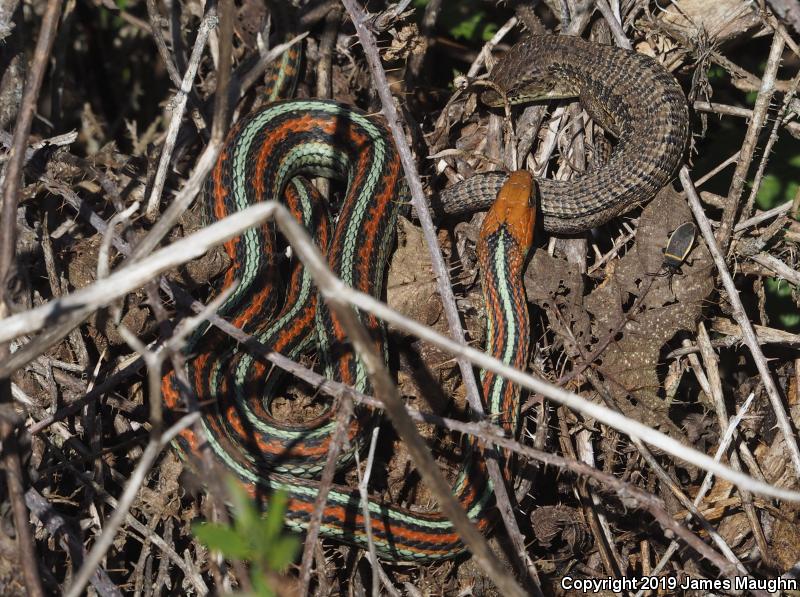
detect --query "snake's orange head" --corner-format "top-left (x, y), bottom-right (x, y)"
top-left (479, 170), bottom-right (537, 255)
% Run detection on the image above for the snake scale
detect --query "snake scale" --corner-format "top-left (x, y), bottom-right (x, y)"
top-left (163, 32), bottom-right (689, 561)
top-left (440, 34), bottom-right (689, 233)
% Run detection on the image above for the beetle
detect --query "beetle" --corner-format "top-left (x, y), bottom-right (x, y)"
top-left (662, 221), bottom-right (697, 272)
top-left (648, 221), bottom-right (697, 279)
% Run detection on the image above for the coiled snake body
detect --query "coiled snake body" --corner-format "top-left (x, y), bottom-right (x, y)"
top-left (163, 34), bottom-right (688, 561)
top-left (441, 34), bottom-right (689, 233)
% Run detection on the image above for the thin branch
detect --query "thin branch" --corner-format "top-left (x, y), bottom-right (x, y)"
top-left (41, 215), bottom-right (89, 368)
top-left (695, 149), bottom-right (741, 188)
top-left (742, 69), bottom-right (800, 220)
top-left (0, 203), bottom-right (281, 344)
top-left (680, 166), bottom-right (800, 479)
top-left (696, 322), bottom-right (771, 564)
top-left (0, 413), bottom-right (44, 597)
top-left (694, 101), bottom-right (800, 137)
top-left (145, 9), bottom-right (217, 219)
top-left (229, 33), bottom-right (308, 103)
top-left (558, 411), bottom-right (622, 577)
top-left (0, 0), bottom-right (61, 290)
top-left (130, 33), bottom-right (305, 263)
top-left (315, 6), bottom-right (341, 98)
top-left (210, 0), bottom-right (233, 145)
top-left (595, 0), bottom-right (632, 49)
top-left (750, 252), bottom-right (800, 286)
top-left (465, 15), bottom-right (517, 78)
top-left (97, 202), bottom-right (140, 280)
top-left (734, 200), bottom-right (794, 231)
top-left (720, 32), bottom-right (784, 250)
top-left (0, 0), bottom-right (63, 594)
top-left (298, 396), bottom-right (354, 593)
top-left (146, 0), bottom-right (181, 86)
top-left (356, 428), bottom-right (386, 597)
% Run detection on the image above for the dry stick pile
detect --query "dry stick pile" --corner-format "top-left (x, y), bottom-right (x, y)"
top-left (1, 0), bottom-right (800, 595)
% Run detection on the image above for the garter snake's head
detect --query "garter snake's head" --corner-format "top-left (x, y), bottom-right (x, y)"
top-left (480, 171), bottom-right (537, 256)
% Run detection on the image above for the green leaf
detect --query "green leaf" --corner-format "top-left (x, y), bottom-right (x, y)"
top-left (226, 478), bottom-right (260, 533)
top-left (192, 478), bottom-right (300, 578)
top-left (450, 12), bottom-right (484, 41)
top-left (706, 65), bottom-right (727, 82)
top-left (754, 175), bottom-right (800, 211)
top-left (263, 490), bottom-right (290, 539)
top-left (192, 522), bottom-right (253, 559)
top-left (765, 278), bottom-right (800, 330)
top-left (755, 173), bottom-right (782, 208)
top-left (482, 22), bottom-right (498, 42)
top-left (264, 536), bottom-right (301, 572)
top-left (251, 567), bottom-right (277, 597)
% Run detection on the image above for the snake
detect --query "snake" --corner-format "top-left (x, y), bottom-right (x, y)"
top-left (439, 34), bottom-right (689, 233)
top-left (162, 33), bottom-right (688, 561)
